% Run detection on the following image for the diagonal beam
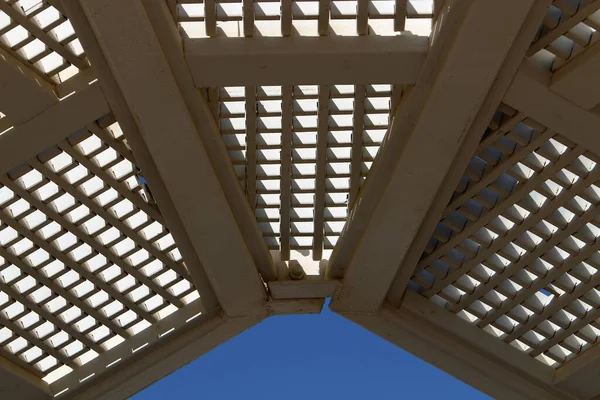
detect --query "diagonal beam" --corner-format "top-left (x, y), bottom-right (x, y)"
top-left (51, 304), bottom-right (262, 400)
top-left (327, 0), bottom-right (551, 313)
top-left (504, 60), bottom-right (600, 156)
top-left (550, 39), bottom-right (600, 110)
top-left (338, 292), bottom-right (571, 400)
top-left (0, 81), bottom-right (109, 175)
top-left (0, 48), bottom-right (57, 125)
top-left (65, 0), bottom-right (273, 316)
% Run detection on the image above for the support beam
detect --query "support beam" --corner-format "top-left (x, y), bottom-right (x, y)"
top-left (0, 48), bottom-right (57, 124)
top-left (327, 0), bottom-right (548, 313)
top-left (550, 40), bottom-right (600, 110)
top-left (184, 36), bottom-right (428, 86)
top-left (0, 81), bottom-right (109, 175)
top-left (554, 342), bottom-right (600, 399)
top-left (339, 292), bottom-right (571, 400)
top-left (52, 306), bottom-right (263, 400)
top-left (504, 60), bottom-right (600, 156)
top-left (67, 0), bottom-right (273, 316)
top-left (0, 356), bottom-right (52, 400)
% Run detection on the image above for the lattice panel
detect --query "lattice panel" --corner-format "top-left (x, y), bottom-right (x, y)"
top-left (176, 0), bottom-right (433, 37)
top-left (529, 0), bottom-right (600, 71)
top-left (0, 121), bottom-right (200, 383)
top-left (410, 104), bottom-right (600, 368)
top-left (214, 84), bottom-right (397, 260)
top-left (0, 0), bottom-right (87, 83)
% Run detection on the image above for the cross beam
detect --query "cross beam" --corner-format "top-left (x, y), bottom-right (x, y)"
top-left (327, 0), bottom-right (551, 313)
top-left (185, 35), bottom-right (428, 86)
top-left (0, 48), bottom-right (57, 125)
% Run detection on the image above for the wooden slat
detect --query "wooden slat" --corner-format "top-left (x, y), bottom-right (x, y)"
top-left (318, 0), bottom-right (329, 35)
top-left (281, 0), bottom-right (293, 36)
top-left (312, 85), bottom-right (330, 260)
top-left (204, 0), bottom-right (217, 36)
top-left (394, 0), bottom-right (408, 31)
top-left (528, 1), bottom-right (600, 56)
top-left (279, 86), bottom-right (293, 260)
top-left (245, 86), bottom-right (257, 211)
top-left (243, 0), bottom-right (254, 37)
top-left (0, 176), bottom-right (159, 323)
top-left (0, 2), bottom-right (85, 69)
top-left (348, 85), bottom-right (365, 208)
top-left (328, 0), bottom-right (544, 313)
top-left (357, 0), bottom-right (369, 35)
top-left (0, 245), bottom-right (130, 339)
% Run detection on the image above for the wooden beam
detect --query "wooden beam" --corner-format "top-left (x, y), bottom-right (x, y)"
top-left (504, 60), bottom-right (600, 156)
top-left (52, 305), bottom-right (263, 400)
top-left (0, 48), bottom-right (57, 124)
top-left (68, 0), bottom-right (272, 316)
top-left (338, 292), bottom-right (571, 400)
top-left (268, 279), bottom-right (342, 299)
top-left (554, 342), bottom-right (600, 399)
top-left (0, 81), bottom-right (109, 175)
top-left (327, 0), bottom-right (547, 313)
top-left (0, 356), bottom-right (52, 399)
top-left (550, 39), bottom-right (600, 110)
top-left (184, 36), bottom-right (428, 86)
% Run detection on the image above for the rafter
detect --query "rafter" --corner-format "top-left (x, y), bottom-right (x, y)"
top-left (340, 292), bottom-right (571, 400)
top-left (64, 0), bottom-right (272, 316)
top-left (328, 0), bottom-right (550, 313)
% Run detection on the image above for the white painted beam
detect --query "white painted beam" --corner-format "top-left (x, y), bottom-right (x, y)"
top-left (339, 293), bottom-right (571, 400)
top-left (69, 0), bottom-right (272, 316)
top-left (328, 0), bottom-right (547, 313)
top-left (184, 35), bottom-right (428, 86)
top-left (53, 307), bottom-right (263, 400)
top-left (0, 48), bottom-right (57, 125)
top-left (550, 39), bottom-right (600, 110)
top-left (0, 82), bottom-right (109, 175)
top-left (504, 60), bottom-right (600, 156)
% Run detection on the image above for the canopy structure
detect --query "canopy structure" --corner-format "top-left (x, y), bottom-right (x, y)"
top-left (0, 0), bottom-right (599, 398)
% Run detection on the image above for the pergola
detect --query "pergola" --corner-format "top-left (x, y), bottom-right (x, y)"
top-left (0, 0), bottom-right (599, 398)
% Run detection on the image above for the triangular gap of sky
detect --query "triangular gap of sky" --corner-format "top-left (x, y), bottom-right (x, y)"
top-left (132, 299), bottom-right (490, 400)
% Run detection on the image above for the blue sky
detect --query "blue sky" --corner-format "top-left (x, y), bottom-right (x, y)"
top-left (132, 300), bottom-right (489, 400)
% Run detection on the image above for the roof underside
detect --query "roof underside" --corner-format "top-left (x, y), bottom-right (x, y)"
top-left (1, 0), bottom-right (600, 399)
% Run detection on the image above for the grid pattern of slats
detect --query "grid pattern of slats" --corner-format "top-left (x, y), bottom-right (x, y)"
top-left (410, 104), bottom-right (600, 368)
top-left (529, 0), bottom-right (600, 71)
top-left (0, 0), bottom-right (87, 83)
top-left (0, 120), bottom-right (199, 383)
top-left (175, 0), bottom-right (433, 37)
top-left (215, 84), bottom-right (396, 260)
